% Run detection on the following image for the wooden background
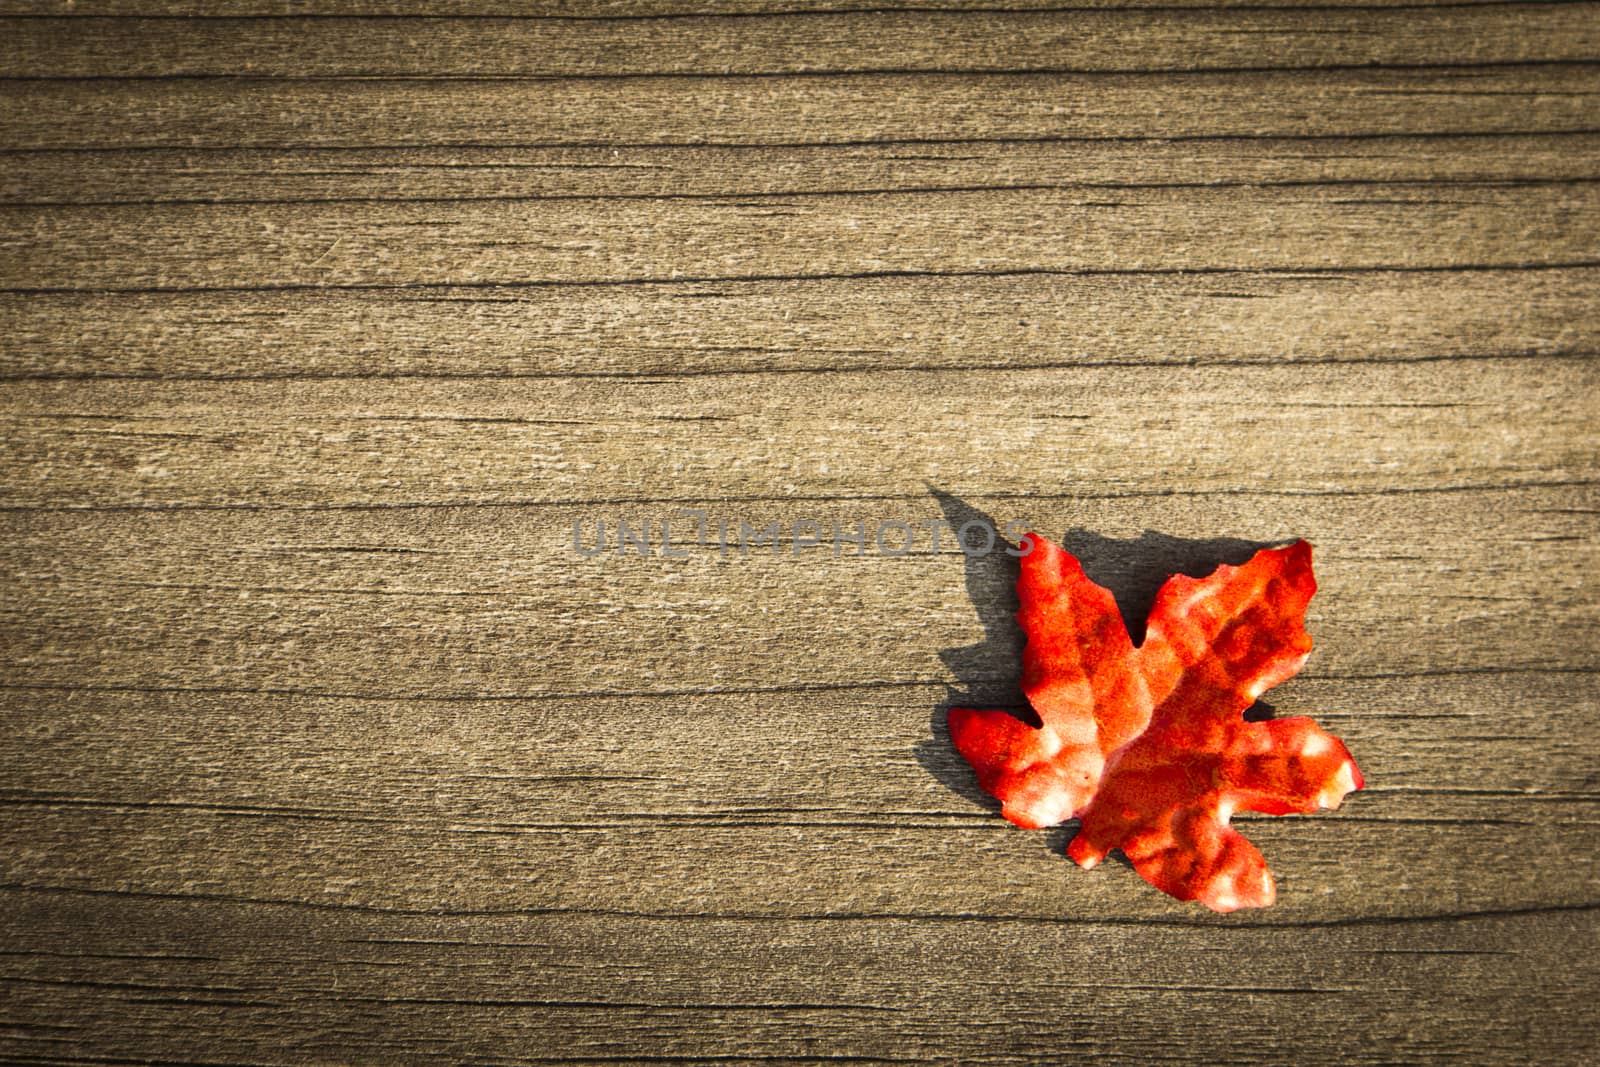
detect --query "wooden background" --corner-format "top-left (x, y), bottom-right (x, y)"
top-left (2, 2), bottom-right (1597, 1064)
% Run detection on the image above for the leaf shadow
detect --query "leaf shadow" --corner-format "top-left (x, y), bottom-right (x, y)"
top-left (914, 488), bottom-right (1282, 853)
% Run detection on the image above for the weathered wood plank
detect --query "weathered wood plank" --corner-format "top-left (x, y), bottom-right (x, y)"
top-left (1, 361), bottom-right (1592, 508)
top-left (2, 480), bottom-right (1593, 694)
top-left (4, 675), bottom-right (1590, 829)
top-left (6, 135), bottom-right (1600, 206)
top-left (2, 268), bottom-right (1594, 380)
top-left (1, 793), bottom-right (1596, 925)
top-left (4, 65), bottom-right (1597, 151)
top-left (1, 667), bottom-right (1595, 921)
top-left (6, 5), bottom-right (1597, 78)
top-left (0, 890), bottom-right (1593, 1065)
top-left (4, 183), bottom-right (1597, 292)
top-left (0, 0), bottom-right (1577, 15)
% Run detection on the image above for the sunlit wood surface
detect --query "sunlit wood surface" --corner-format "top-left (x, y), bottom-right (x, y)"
top-left (1, 4), bottom-right (1597, 1064)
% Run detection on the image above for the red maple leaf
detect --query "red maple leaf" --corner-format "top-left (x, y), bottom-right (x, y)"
top-left (948, 534), bottom-right (1363, 912)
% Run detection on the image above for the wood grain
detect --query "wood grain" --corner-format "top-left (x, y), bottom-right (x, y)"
top-left (6, 5), bottom-right (1598, 77)
top-left (8, 135), bottom-right (1600, 206)
top-left (7, 184), bottom-right (1600, 293)
top-left (3, 268), bottom-right (1594, 380)
top-left (0, 0), bottom-right (1581, 14)
top-left (5, 65), bottom-right (1599, 151)
top-left (0, 894), bottom-right (1591, 1065)
top-left (3, 360), bottom-right (1596, 508)
top-left (0, 5), bottom-right (1596, 1066)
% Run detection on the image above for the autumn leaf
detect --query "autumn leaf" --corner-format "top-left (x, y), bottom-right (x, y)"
top-left (948, 533), bottom-right (1362, 912)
